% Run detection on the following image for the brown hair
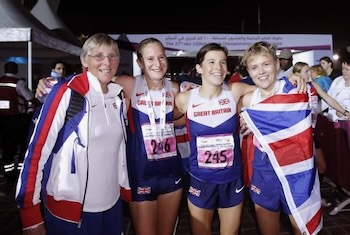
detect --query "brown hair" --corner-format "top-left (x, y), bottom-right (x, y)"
top-left (195, 43), bottom-right (228, 65)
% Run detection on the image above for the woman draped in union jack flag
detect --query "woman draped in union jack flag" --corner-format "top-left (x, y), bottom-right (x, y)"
top-left (240, 41), bottom-right (323, 235)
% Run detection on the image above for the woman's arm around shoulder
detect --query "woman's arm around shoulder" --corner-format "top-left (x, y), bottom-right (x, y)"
top-left (175, 90), bottom-right (190, 115)
top-left (171, 81), bottom-right (186, 121)
top-left (288, 73), bottom-right (306, 93)
top-left (229, 82), bottom-right (256, 104)
top-left (112, 75), bottom-right (135, 100)
top-left (241, 91), bottom-right (253, 108)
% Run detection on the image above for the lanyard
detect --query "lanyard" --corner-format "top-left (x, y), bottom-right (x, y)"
top-left (142, 76), bottom-right (167, 139)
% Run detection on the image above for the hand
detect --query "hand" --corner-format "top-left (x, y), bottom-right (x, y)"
top-left (288, 73), bottom-right (306, 93)
top-left (346, 111), bottom-right (350, 119)
top-left (336, 110), bottom-right (349, 119)
top-left (180, 81), bottom-right (200, 92)
top-left (23, 223), bottom-right (46, 235)
top-left (35, 78), bottom-right (49, 98)
top-left (239, 115), bottom-right (252, 136)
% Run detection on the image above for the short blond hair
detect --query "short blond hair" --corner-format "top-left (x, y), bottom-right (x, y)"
top-left (241, 41), bottom-right (278, 68)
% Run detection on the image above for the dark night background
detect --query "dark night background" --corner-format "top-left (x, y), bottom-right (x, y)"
top-left (55, 0), bottom-right (350, 56)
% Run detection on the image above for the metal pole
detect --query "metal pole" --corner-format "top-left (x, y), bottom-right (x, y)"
top-left (258, 2), bottom-right (261, 33)
top-left (28, 40), bottom-right (32, 91)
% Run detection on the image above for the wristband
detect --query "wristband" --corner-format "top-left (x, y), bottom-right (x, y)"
top-left (344, 110), bottom-right (349, 116)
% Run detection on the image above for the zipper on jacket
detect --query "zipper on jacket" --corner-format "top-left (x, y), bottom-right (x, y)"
top-left (77, 97), bottom-right (90, 229)
top-left (77, 219), bottom-right (83, 228)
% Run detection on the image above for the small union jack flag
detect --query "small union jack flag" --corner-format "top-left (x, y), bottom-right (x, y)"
top-left (250, 184), bottom-right (261, 195)
top-left (189, 186), bottom-right (201, 197)
top-left (137, 187), bottom-right (151, 195)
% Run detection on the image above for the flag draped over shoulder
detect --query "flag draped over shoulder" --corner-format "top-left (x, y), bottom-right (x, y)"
top-left (241, 93), bottom-right (323, 235)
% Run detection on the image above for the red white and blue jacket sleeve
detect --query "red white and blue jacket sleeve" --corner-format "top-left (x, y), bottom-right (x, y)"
top-left (15, 80), bottom-right (70, 229)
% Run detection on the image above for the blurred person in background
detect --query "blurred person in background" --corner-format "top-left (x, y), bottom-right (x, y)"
top-left (176, 62), bottom-right (193, 85)
top-left (227, 65), bottom-right (243, 84)
top-left (227, 65), bottom-right (255, 85)
top-left (28, 59), bottom-right (69, 144)
top-left (319, 56), bottom-right (342, 81)
top-left (322, 58), bottom-right (350, 121)
top-left (0, 61), bottom-right (35, 186)
top-left (309, 64), bottom-right (333, 92)
top-left (277, 49), bottom-right (294, 79)
top-left (50, 59), bottom-right (67, 78)
top-left (319, 58), bottom-right (350, 209)
top-left (177, 62), bottom-right (201, 91)
top-left (293, 62), bottom-right (349, 206)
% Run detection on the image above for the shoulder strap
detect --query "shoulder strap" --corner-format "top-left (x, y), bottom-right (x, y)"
top-left (65, 90), bottom-right (85, 123)
top-left (52, 90), bottom-right (85, 153)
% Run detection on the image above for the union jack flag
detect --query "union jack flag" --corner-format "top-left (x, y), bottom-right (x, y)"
top-left (250, 184), bottom-right (261, 195)
top-left (241, 93), bottom-right (323, 235)
top-left (189, 186), bottom-right (201, 197)
top-left (137, 187), bottom-right (151, 195)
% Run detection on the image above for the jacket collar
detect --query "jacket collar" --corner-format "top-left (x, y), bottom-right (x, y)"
top-left (68, 70), bottom-right (89, 96)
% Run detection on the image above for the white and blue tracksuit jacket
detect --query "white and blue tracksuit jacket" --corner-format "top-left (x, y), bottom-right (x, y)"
top-left (15, 71), bottom-right (130, 229)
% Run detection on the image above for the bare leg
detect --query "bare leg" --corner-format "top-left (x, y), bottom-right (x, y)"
top-left (187, 199), bottom-right (214, 235)
top-left (129, 200), bottom-right (157, 235)
top-left (254, 204), bottom-right (280, 235)
top-left (129, 188), bottom-right (183, 235)
top-left (289, 215), bottom-right (303, 235)
top-left (157, 188), bottom-right (183, 235)
top-left (218, 202), bottom-right (243, 235)
top-left (315, 147), bottom-right (326, 175)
